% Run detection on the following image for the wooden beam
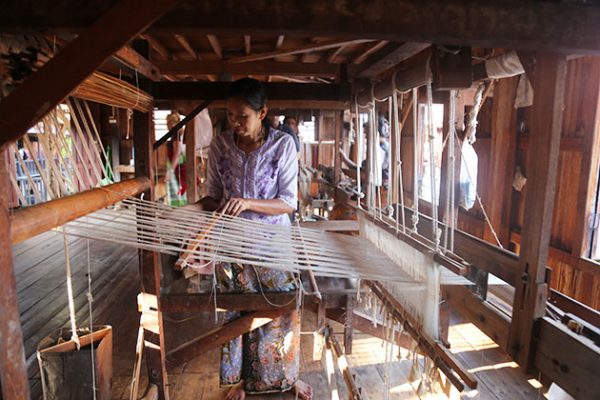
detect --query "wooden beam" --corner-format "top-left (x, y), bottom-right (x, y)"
top-left (153, 100), bottom-right (211, 149)
top-left (358, 42), bottom-right (430, 78)
top-left (484, 77), bottom-right (518, 247)
top-left (275, 35), bottom-right (285, 49)
top-left (161, 292), bottom-right (300, 312)
top-left (443, 285), bottom-right (511, 351)
top-left (355, 60), bottom-right (430, 105)
top-left (227, 39), bottom-right (373, 64)
top-left (326, 44), bottom-right (347, 63)
top-left (0, 148), bottom-right (30, 400)
top-left (367, 281), bottom-right (476, 391)
top-left (9, 177), bottom-right (151, 244)
top-left (151, 82), bottom-right (348, 102)
top-left (185, 114), bottom-right (198, 204)
top-left (535, 317), bottom-right (600, 400)
top-left (398, 206), bottom-right (519, 285)
top-left (174, 34), bottom-right (199, 60)
top-left (114, 45), bottom-right (161, 81)
top-left (352, 40), bottom-right (388, 64)
top-left (166, 306), bottom-right (295, 368)
top-left (206, 34), bottom-right (223, 59)
top-left (243, 35), bottom-right (251, 55)
top-left (508, 53), bottom-right (567, 369)
top-left (4, 1), bottom-right (600, 54)
top-left (0, 0), bottom-right (177, 149)
top-left (155, 59), bottom-right (341, 77)
top-left (133, 106), bottom-right (171, 399)
top-left (141, 34), bottom-right (171, 60)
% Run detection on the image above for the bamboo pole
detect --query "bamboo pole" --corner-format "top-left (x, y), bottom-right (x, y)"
top-left (10, 177), bottom-right (151, 244)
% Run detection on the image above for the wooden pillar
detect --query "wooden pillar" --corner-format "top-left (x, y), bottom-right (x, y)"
top-left (334, 110), bottom-right (343, 190)
top-left (438, 91), bottom-right (465, 223)
top-left (484, 77), bottom-right (519, 247)
top-left (508, 53), bottom-right (567, 369)
top-left (343, 296), bottom-right (355, 354)
top-left (133, 108), bottom-right (169, 399)
top-left (0, 147), bottom-right (30, 400)
top-left (185, 116), bottom-right (198, 204)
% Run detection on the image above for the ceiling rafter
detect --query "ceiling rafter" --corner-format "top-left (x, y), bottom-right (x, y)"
top-left (275, 35), bottom-right (285, 49)
top-left (352, 40), bottom-right (389, 64)
top-left (301, 38), bottom-right (320, 62)
top-left (206, 34), bottom-right (223, 59)
top-left (325, 44), bottom-right (347, 63)
top-left (174, 34), bottom-right (199, 60)
top-left (227, 38), bottom-right (373, 64)
top-left (140, 34), bottom-right (170, 60)
top-left (244, 35), bottom-right (251, 55)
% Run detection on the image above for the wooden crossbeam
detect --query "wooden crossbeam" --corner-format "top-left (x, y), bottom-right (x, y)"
top-left (367, 281), bottom-right (477, 391)
top-left (9, 177), bottom-right (151, 244)
top-left (227, 39), bottom-right (373, 64)
top-left (155, 59), bottom-right (341, 77)
top-left (150, 82), bottom-right (347, 102)
top-left (5, 1), bottom-right (599, 54)
top-left (357, 42), bottom-right (430, 78)
top-left (206, 34), bottom-right (223, 59)
top-left (535, 317), bottom-right (600, 399)
top-left (141, 34), bottom-right (171, 60)
top-left (114, 45), bottom-right (161, 81)
top-left (244, 35), bottom-right (251, 55)
top-left (0, 0), bottom-right (178, 149)
top-left (166, 305), bottom-right (295, 367)
top-left (352, 40), bottom-right (389, 65)
top-left (174, 34), bottom-right (199, 60)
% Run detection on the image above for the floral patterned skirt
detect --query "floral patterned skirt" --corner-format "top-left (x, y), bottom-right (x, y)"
top-left (216, 263), bottom-right (300, 394)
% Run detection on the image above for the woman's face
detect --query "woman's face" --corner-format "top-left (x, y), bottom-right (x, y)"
top-left (226, 97), bottom-right (267, 138)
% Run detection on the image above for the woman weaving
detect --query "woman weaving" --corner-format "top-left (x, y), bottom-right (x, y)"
top-left (198, 78), bottom-right (313, 400)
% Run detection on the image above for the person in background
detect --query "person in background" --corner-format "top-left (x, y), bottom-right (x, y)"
top-left (283, 116), bottom-right (299, 136)
top-left (165, 112), bottom-right (187, 206)
top-left (269, 115), bottom-right (300, 152)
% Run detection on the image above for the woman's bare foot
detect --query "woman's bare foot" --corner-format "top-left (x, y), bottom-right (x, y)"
top-left (225, 381), bottom-right (245, 400)
top-left (292, 380), bottom-right (313, 400)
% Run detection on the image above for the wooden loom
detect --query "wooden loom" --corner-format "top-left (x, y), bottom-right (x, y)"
top-left (1, 2), bottom-right (600, 399)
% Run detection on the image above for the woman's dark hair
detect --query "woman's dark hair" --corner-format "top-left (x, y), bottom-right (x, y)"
top-left (226, 78), bottom-right (267, 112)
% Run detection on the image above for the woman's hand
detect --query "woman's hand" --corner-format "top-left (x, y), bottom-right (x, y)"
top-left (218, 198), bottom-right (252, 217)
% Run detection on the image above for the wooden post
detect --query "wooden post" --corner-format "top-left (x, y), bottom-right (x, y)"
top-left (0, 147), bottom-right (30, 400)
top-left (133, 108), bottom-right (170, 400)
top-left (508, 53), bottom-right (567, 369)
top-left (343, 296), bottom-right (355, 354)
top-left (185, 115), bottom-right (198, 204)
top-left (484, 77), bottom-right (519, 247)
top-left (334, 110), bottom-right (343, 187)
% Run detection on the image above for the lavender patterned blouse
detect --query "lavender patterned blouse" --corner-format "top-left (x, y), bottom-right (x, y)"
top-left (206, 127), bottom-right (298, 226)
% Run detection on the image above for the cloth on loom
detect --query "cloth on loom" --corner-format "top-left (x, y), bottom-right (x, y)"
top-left (217, 263), bottom-right (300, 393)
top-left (166, 141), bottom-right (187, 207)
top-left (206, 126), bottom-right (300, 393)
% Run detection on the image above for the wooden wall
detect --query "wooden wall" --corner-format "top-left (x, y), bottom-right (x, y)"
top-left (472, 57), bottom-right (599, 309)
top-left (396, 57), bottom-right (600, 309)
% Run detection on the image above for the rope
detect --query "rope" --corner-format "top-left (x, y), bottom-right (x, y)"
top-left (411, 88), bottom-right (420, 233)
top-left (62, 226), bottom-right (80, 349)
top-left (86, 236), bottom-right (97, 400)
